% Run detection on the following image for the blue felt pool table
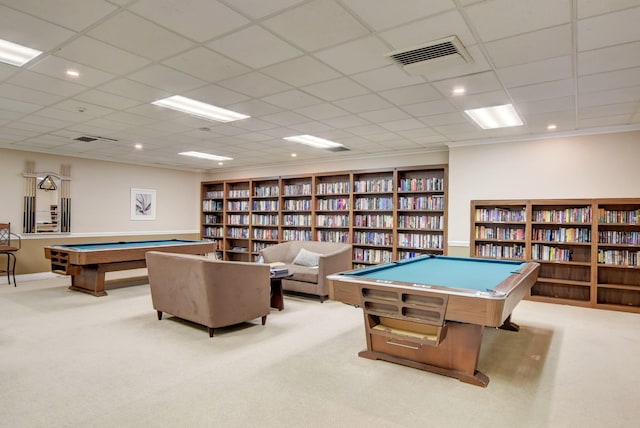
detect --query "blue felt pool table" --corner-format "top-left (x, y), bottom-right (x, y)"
top-left (327, 255), bottom-right (540, 386)
top-left (44, 239), bottom-right (215, 296)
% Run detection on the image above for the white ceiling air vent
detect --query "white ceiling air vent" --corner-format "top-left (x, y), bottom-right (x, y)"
top-left (384, 36), bottom-right (473, 76)
top-left (73, 135), bottom-right (119, 142)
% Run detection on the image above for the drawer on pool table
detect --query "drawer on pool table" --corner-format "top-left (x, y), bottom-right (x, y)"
top-left (367, 315), bottom-right (447, 348)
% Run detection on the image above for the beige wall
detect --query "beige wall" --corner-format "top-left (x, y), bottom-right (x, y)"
top-left (448, 130), bottom-right (640, 252)
top-left (0, 149), bottom-right (203, 275)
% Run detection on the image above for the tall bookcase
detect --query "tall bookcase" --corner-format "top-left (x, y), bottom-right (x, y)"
top-left (470, 198), bottom-right (640, 314)
top-left (201, 165), bottom-right (447, 266)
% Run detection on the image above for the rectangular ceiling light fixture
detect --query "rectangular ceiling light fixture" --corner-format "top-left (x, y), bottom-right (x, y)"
top-left (0, 38), bottom-right (43, 67)
top-left (464, 104), bottom-right (523, 130)
top-left (179, 151), bottom-right (233, 161)
top-left (152, 95), bottom-right (250, 123)
top-left (283, 134), bottom-right (344, 149)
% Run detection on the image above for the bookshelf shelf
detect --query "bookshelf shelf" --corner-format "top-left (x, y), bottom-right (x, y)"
top-left (471, 198), bottom-right (640, 313)
top-left (202, 165), bottom-right (447, 266)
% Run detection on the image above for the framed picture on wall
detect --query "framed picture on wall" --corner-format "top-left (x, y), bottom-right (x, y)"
top-left (131, 188), bottom-right (156, 220)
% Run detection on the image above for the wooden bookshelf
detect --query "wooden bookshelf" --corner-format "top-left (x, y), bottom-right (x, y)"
top-left (201, 165), bottom-right (447, 266)
top-left (471, 198), bottom-right (640, 313)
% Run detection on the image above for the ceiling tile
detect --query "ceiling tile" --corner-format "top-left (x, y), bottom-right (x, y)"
top-left (226, 0), bottom-right (306, 19)
top-left (262, 56), bottom-right (342, 87)
top-left (208, 26), bottom-right (303, 69)
top-left (88, 11), bottom-right (195, 61)
top-left (162, 47), bottom-right (250, 83)
top-left (578, 6), bottom-right (640, 51)
top-left (404, 100), bottom-right (457, 117)
top-left (127, 64), bottom-right (207, 93)
top-left (0, 4), bottom-right (75, 51)
top-left (302, 77), bottom-right (370, 101)
top-left (28, 55), bottom-right (115, 87)
top-left (262, 111), bottom-right (309, 126)
top-left (0, 83), bottom-right (63, 106)
top-left (296, 103), bottom-right (349, 120)
top-left (263, 0), bottom-right (369, 51)
top-left (579, 86), bottom-right (640, 107)
top-left (465, 0), bottom-right (572, 42)
top-left (315, 36), bottom-right (392, 75)
top-left (578, 67), bottom-right (640, 93)
top-left (343, 0), bottom-right (455, 31)
top-left (578, 41), bottom-right (640, 75)
top-left (0, 0), bottom-right (117, 31)
top-left (497, 56), bottom-right (573, 88)
top-left (55, 36), bottom-right (151, 75)
top-left (130, 0), bottom-right (250, 42)
top-left (0, 96), bottom-right (43, 113)
top-left (359, 107), bottom-right (410, 123)
top-left (334, 94), bottom-right (393, 113)
top-left (577, 0), bottom-right (640, 19)
top-left (218, 72), bottom-right (292, 98)
top-left (182, 84), bottom-right (250, 107)
top-left (261, 90), bottom-right (323, 109)
top-left (73, 90), bottom-right (142, 110)
top-left (485, 25), bottom-right (572, 68)
top-left (380, 83), bottom-right (443, 105)
top-left (379, 10), bottom-right (476, 51)
top-left (510, 79), bottom-right (574, 103)
top-left (351, 65), bottom-right (424, 92)
top-left (98, 78), bottom-right (172, 103)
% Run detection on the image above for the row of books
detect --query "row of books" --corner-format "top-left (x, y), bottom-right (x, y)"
top-left (475, 207), bottom-right (526, 222)
top-left (202, 200), bottom-right (223, 211)
top-left (475, 225), bottom-right (525, 241)
top-left (598, 231), bottom-right (640, 245)
top-left (532, 207), bottom-right (592, 223)
top-left (399, 214), bottom-right (443, 230)
top-left (282, 183), bottom-right (312, 196)
top-left (353, 178), bottom-right (393, 193)
top-left (398, 177), bottom-right (444, 192)
top-left (283, 199), bottom-right (312, 211)
top-left (474, 243), bottom-right (525, 259)
top-left (253, 200), bottom-right (279, 211)
top-left (282, 229), bottom-right (312, 241)
top-left (254, 185), bottom-right (279, 197)
top-left (354, 214), bottom-right (394, 228)
top-left (228, 189), bottom-right (250, 198)
top-left (227, 201), bottom-right (249, 211)
top-left (597, 249), bottom-right (640, 266)
top-left (316, 214), bottom-right (349, 227)
top-left (316, 182), bottom-right (350, 194)
top-left (398, 195), bottom-right (445, 211)
top-left (252, 214), bottom-right (279, 226)
top-left (316, 230), bottom-right (350, 243)
top-left (282, 215), bottom-right (312, 226)
top-left (353, 231), bottom-right (393, 246)
top-left (227, 214), bottom-right (249, 225)
top-left (532, 227), bottom-right (592, 243)
top-left (598, 209), bottom-right (640, 224)
top-left (353, 248), bottom-right (393, 264)
top-left (204, 190), bottom-right (224, 199)
top-left (398, 233), bottom-right (443, 249)
top-left (531, 244), bottom-right (575, 262)
top-left (316, 198), bottom-right (349, 210)
top-left (253, 228), bottom-right (278, 240)
top-left (354, 196), bottom-right (393, 210)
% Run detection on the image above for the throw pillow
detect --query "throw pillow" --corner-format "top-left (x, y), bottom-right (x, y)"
top-left (292, 248), bottom-right (321, 267)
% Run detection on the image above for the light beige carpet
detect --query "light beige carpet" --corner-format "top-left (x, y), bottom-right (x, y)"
top-left (1, 276), bottom-right (639, 428)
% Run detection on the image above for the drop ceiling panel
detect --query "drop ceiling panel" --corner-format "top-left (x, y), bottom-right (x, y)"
top-left (55, 36), bottom-right (151, 75)
top-left (262, 56), bottom-right (342, 87)
top-left (226, 0), bottom-right (306, 19)
top-left (218, 72), bottom-right (292, 98)
top-left (485, 25), bottom-right (572, 68)
top-left (87, 11), bottom-right (195, 61)
top-left (0, 0), bottom-right (117, 32)
top-left (465, 0), bottom-right (572, 42)
top-left (343, 0), bottom-right (455, 31)
top-left (497, 56), bottom-right (573, 88)
top-left (578, 41), bottom-right (640, 75)
top-left (302, 77), bottom-right (370, 101)
top-left (0, 83), bottom-right (63, 106)
top-left (0, 4), bottom-right (75, 51)
top-left (315, 36), bottom-right (393, 75)
top-left (577, 6), bottom-right (640, 51)
top-left (127, 64), bottom-right (207, 94)
top-left (379, 83), bottom-right (443, 106)
top-left (130, 0), bottom-right (250, 42)
top-left (162, 47), bottom-right (251, 83)
top-left (27, 55), bottom-right (115, 87)
top-left (263, 1), bottom-right (369, 51)
top-left (207, 26), bottom-right (303, 69)
top-left (351, 65), bottom-right (424, 92)
top-left (98, 79), bottom-right (172, 103)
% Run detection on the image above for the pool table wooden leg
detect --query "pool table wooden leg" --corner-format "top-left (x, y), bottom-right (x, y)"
top-left (68, 265), bottom-right (108, 297)
top-left (499, 314), bottom-right (520, 332)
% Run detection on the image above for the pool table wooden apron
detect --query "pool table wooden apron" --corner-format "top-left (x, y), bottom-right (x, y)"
top-left (44, 240), bottom-right (214, 297)
top-left (328, 261), bottom-right (539, 387)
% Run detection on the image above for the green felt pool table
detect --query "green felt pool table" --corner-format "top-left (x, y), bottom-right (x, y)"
top-left (44, 239), bottom-right (215, 296)
top-left (327, 255), bottom-right (540, 386)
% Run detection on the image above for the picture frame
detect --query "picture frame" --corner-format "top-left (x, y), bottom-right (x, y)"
top-left (131, 188), bottom-right (156, 220)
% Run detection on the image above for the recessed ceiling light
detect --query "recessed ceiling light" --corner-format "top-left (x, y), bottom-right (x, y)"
top-left (464, 104), bottom-right (523, 129)
top-left (452, 87), bottom-right (466, 95)
top-left (547, 124), bottom-right (557, 130)
top-left (283, 135), bottom-right (344, 149)
top-left (0, 38), bottom-right (42, 67)
top-left (134, 144), bottom-right (143, 150)
top-left (179, 151), bottom-right (233, 161)
top-left (152, 96), bottom-right (250, 123)
top-left (65, 69), bottom-right (80, 78)
top-left (291, 153), bottom-right (297, 157)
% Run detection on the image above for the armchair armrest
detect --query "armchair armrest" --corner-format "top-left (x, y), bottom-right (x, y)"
top-left (317, 245), bottom-right (352, 291)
